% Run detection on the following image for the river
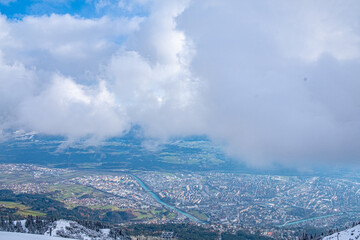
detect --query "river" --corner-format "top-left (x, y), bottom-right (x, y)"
top-left (128, 173), bottom-right (206, 224)
top-left (278, 212), bottom-right (346, 227)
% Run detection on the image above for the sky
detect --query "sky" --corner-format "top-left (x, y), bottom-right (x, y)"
top-left (0, 0), bottom-right (360, 167)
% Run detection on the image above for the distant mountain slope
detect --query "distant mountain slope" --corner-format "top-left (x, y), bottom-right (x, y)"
top-left (0, 129), bottom-right (234, 172)
top-left (0, 231), bottom-right (76, 239)
top-left (323, 224), bottom-right (360, 240)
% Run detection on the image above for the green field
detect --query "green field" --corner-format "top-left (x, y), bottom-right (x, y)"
top-left (133, 209), bottom-right (153, 220)
top-left (188, 210), bottom-right (208, 221)
top-left (0, 201), bottom-right (45, 216)
top-left (48, 183), bottom-right (108, 203)
top-left (89, 205), bottom-right (120, 211)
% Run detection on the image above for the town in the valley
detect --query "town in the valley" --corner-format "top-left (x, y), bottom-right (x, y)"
top-left (1, 164), bottom-right (360, 239)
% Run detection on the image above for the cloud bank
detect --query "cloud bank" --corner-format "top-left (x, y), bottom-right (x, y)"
top-left (0, 0), bottom-right (360, 166)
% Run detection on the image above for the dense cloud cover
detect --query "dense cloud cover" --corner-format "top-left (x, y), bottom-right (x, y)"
top-left (0, 0), bottom-right (359, 166)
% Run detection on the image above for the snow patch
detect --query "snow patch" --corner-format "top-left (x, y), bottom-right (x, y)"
top-left (323, 224), bottom-right (360, 240)
top-left (45, 220), bottom-right (110, 240)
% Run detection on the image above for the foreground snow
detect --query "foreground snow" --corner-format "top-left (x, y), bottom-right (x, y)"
top-left (0, 231), bottom-right (76, 240)
top-left (44, 219), bottom-right (113, 240)
top-left (323, 224), bottom-right (360, 240)
top-left (1, 219), bottom-right (126, 240)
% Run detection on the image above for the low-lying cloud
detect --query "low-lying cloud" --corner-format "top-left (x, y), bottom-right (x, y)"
top-left (0, 0), bottom-right (359, 167)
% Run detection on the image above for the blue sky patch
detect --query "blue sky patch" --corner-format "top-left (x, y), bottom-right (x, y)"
top-left (0, 0), bottom-right (149, 19)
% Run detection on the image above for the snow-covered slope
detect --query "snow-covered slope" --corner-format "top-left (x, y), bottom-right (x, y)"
top-left (0, 231), bottom-right (76, 240)
top-left (323, 224), bottom-right (360, 240)
top-left (44, 220), bottom-right (114, 240)
top-left (1, 219), bottom-right (128, 240)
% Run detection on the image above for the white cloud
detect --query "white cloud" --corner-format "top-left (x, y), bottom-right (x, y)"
top-left (178, 0), bottom-right (360, 166)
top-left (0, 12), bottom-right (144, 140)
top-left (266, 1), bottom-right (360, 61)
top-left (1, 0), bottom-right (360, 167)
top-left (18, 75), bottom-right (129, 139)
top-left (0, 0), bottom-right (201, 142)
top-left (104, 0), bottom-right (203, 139)
top-left (0, 51), bottom-right (37, 129)
top-left (1, 13), bottom-right (143, 78)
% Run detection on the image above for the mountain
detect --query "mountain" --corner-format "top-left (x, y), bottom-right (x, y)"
top-left (323, 224), bottom-right (360, 240)
top-left (0, 129), bottom-right (234, 172)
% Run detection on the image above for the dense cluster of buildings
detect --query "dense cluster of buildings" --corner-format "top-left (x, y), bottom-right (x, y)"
top-left (70, 175), bottom-right (162, 209)
top-left (1, 164), bottom-right (360, 239)
top-left (137, 172), bottom-right (360, 237)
